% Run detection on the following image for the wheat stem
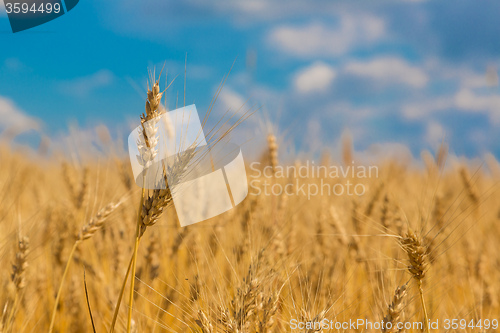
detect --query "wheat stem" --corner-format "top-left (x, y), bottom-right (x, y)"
top-left (401, 230), bottom-right (430, 333)
top-left (109, 251), bottom-right (134, 333)
top-left (126, 185), bottom-right (146, 333)
top-left (418, 280), bottom-right (430, 332)
top-left (48, 241), bottom-right (79, 333)
top-left (47, 201), bottom-right (119, 332)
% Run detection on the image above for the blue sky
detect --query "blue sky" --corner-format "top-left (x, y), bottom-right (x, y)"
top-left (1, 0), bottom-right (500, 160)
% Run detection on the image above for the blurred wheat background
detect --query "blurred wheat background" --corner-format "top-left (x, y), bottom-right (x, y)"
top-left (0, 115), bottom-right (499, 332)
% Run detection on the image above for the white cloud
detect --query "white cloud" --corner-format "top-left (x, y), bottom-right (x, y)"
top-left (0, 96), bottom-right (40, 135)
top-left (459, 68), bottom-right (500, 89)
top-left (58, 70), bottom-right (114, 97)
top-left (218, 88), bottom-right (246, 111)
top-left (3, 58), bottom-right (30, 72)
top-left (455, 89), bottom-right (500, 122)
top-left (344, 57), bottom-right (428, 88)
top-left (461, 72), bottom-right (490, 89)
top-left (425, 59), bottom-right (498, 89)
top-left (402, 61), bottom-right (500, 120)
top-left (113, 0), bottom-right (379, 26)
top-left (213, 0), bottom-right (339, 20)
top-left (293, 62), bottom-right (336, 94)
top-left (485, 66), bottom-right (499, 87)
top-left (425, 121), bottom-right (446, 146)
top-left (402, 89), bottom-right (500, 123)
top-left (268, 15), bottom-right (385, 57)
top-left (402, 97), bottom-right (454, 119)
top-left (219, 0), bottom-right (270, 15)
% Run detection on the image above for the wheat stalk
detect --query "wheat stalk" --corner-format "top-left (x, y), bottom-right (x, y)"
top-left (110, 71), bottom-right (175, 333)
top-left (400, 229), bottom-right (430, 332)
top-left (267, 133), bottom-right (278, 175)
top-left (124, 71), bottom-right (171, 333)
top-left (48, 202), bottom-right (120, 333)
top-left (5, 236), bottom-right (29, 332)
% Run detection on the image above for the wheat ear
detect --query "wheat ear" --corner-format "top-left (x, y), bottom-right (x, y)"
top-left (267, 133), bottom-right (278, 175)
top-left (256, 292), bottom-right (279, 333)
top-left (11, 236), bottom-right (29, 291)
top-left (48, 202), bottom-right (120, 333)
top-left (400, 230), bottom-right (429, 332)
top-left (5, 236), bottom-right (29, 332)
top-left (124, 73), bottom-right (166, 333)
top-left (196, 310), bottom-right (214, 333)
top-left (382, 284), bottom-right (407, 333)
top-left (299, 309), bottom-right (327, 333)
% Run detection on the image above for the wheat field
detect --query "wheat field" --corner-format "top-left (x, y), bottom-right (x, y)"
top-left (0, 79), bottom-right (499, 333)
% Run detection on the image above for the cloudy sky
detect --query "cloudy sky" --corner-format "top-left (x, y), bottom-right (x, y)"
top-left (1, 0), bottom-right (500, 159)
